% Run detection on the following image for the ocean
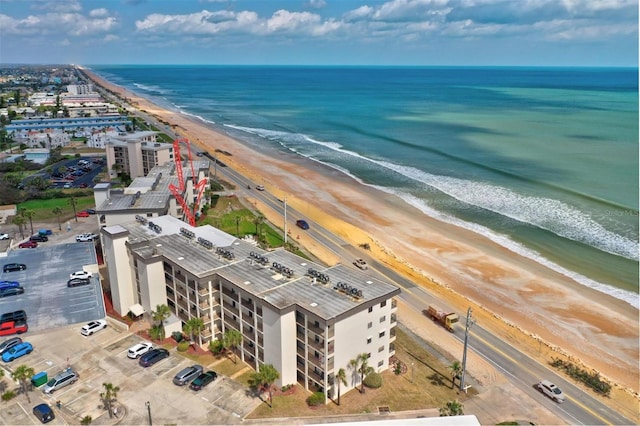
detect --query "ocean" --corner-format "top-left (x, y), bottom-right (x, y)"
top-left (89, 65), bottom-right (639, 307)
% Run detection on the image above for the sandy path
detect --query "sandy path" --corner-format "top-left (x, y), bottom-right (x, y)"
top-left (82, 67), bottom-right (639, 420)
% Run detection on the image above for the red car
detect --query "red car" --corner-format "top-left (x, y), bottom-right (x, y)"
top-left (18, 241), bottom-right (37, 249)
top-left (0, 321), bottom-right (28, 336)
top-left (76, 211), bottom-right (90, 218)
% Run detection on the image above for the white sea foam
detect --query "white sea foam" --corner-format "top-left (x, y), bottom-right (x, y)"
top-left (132, 83), bottom-right (173, 95)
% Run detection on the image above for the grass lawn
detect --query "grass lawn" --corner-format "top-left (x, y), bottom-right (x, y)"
top-left (17, 195), bottom-right (96, 222)
top-left (246, 326), bottom-right (470, 419)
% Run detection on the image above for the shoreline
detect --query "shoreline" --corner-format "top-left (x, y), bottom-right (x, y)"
top-left (80, 67), bottom-right (639, 417)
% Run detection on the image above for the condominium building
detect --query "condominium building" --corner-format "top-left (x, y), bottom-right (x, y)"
top-left (105, 131), bottom-right (173, 178)
top-left (101, 214), bottom-right (400, 401)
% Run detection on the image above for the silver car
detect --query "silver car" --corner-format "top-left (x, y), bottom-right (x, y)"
top-left (173, 365), bottom-right (203, 386)
top-left (43, 368), bottom-right (79, 394)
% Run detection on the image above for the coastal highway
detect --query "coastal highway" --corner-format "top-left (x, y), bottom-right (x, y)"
top-left (213, 159), bottom-right (633, 425)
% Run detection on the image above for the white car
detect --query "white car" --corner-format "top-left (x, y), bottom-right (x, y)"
top-left (0, 233), bottom-right (9, 240)
top-left (255, 185), bottom-right (265, 191)
top-left (76, 233), bottom-right (98, 242)
top-left (70, 271), bottom-right (91, 280)
top-left (127, 342), bottom-right (153, 359)
top-left (353, 258), bottom-right (368, 270)
top-left (536, 380), bottom-right (565, 403)
top-left (80, 320), bottom-right (107, 336)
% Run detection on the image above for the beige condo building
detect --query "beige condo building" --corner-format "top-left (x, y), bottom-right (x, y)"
top-left (105, 131), bottom-right (173, 179)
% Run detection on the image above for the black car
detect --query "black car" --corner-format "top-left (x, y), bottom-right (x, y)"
top-left (0, 337), bottom-right (22, 355)
top-left (138, 348), bottom-right (169, 367)
top-left (189, 371), bottom-right (217, 391)
top-left (29, 235), bottom-right (48, 242)
top-left (0, 310), bottom-right (27, 324)
top-left (3, 263), bottom-right (26, 273)
top-left (85, 209), bottom-right (96, 214)
top-left (67, 277), bottom-right (91, 288)
top-left (0, 286), bottom-right (24, 297)
top-left (32, 403), bottom-right (55, 424)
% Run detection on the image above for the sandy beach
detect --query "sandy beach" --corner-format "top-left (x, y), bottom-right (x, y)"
top-left (82, 68), bottom-right (639, 419)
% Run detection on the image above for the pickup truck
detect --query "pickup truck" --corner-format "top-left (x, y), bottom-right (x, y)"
top-left (0, 321), bottom-right (28, 336)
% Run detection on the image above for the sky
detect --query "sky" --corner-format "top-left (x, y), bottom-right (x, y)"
top-left (0, 0), bottom-right (637, 66)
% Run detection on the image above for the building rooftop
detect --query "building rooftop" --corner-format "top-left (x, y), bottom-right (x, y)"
top-left (109, 215), bottom-right (400, 322)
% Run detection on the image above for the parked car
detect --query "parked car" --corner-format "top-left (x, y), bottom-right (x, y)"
top-left (78, 183), bottom-right (88, 188)
top-left (76, 211), bottom-right (90, 218)
top-left (38, 229), bottom-right (53, 236)
top-left (76, 233), bottom-right (98, 242)
top-left (296, 219), bottom-right (310, 230)
top-left (70, 271), bottom-right (91, 280)
top-left (353, 258), bottom-right (368, 270)
top-left (67, 278), bottom-right (91, 288)
top-left (85, 209), bottom-right (96, 214)
top-left (173, 365), bottom-right (203, 386)
top-left (80, 320), bottom-right (107, 336)
top-left (0, 321), bottom-right (28, 336)
top-left (0, 280), bottom-right (20, 290)
top-left (42, 368), bottom-right (79, 394)
top-left (18, 241), bottom-right (37, 249)
top-left (536, 380), bottom-right (565, 403)
top-left (3, 263), bottom-right (26, 272)
top-left (0, 286), bottom-right (24, 297)
top-left (189, 371), bottom-right (217, 391)
top-left (138, 348), bottom-right (169, 367)
top-left (63, 183), bottom-right (72, 189)
top-left (2, 341), bottom-right (33, 362)
top-left (32, 403), bottom-right (55, 424)
top-left (1, 310), bottom-right (27, 323)
top-left (29, 234), bottom-right (48, 242)
top-left (0, 337), bottom-right (22, 355)
top-left (0, 233), bottom-right (9, 240)
top-left (127, 342), bottom-right (153, 359)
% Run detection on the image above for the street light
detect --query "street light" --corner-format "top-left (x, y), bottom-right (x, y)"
top-left (460, 307), bottom-right (476, 393)
top-left (283, 196), bottom-right (288, 244)
top-left (145, 401), bottom-right (152, 426)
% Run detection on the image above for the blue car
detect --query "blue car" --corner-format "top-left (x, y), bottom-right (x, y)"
top-left (2, 341), bottom-right (32, 362)
top-left (0, 280), bottom-right (20, 290)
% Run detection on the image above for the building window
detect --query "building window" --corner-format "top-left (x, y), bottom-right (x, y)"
top-left (378, 360), bottom-right (384, 367)
top-left (367, 337), bottom-right (372, 344)
top-left (378, 346), bottom-right (384, 353)
top-left (368, 306), bottom-right (373, 313)
top-left (379, 331), bottom-right (385, 338)
top-left (380, 315), bottom-right (386, 323)
top-left (367, 321), bottom-right (372, 329)
top-left (380, 300), bottom-right (387, 308)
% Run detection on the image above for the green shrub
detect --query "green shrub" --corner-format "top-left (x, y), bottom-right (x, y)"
top-left (363, 372), bottom-right (383, 388)
top-left (209, 339), bottom-right (224, 354)
top-left (177, 341), bottom-right (189, 352)
top-left (1, 390), bottom-right (16, 401)
top-left (306, 391), bottom-right (325, 406)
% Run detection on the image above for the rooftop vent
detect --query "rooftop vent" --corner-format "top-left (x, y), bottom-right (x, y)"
top-left (179, 227), bottom-right (195, 239)
top-left (135, 215), bottom-right (147, 225)
top-left (334, 281), bottom-right (363, 299)
top-left (197, 237), bottom-right (213, 250)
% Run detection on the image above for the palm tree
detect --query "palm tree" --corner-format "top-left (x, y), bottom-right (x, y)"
top-left (100, 382), bottom-right (120, 418)
top-left (439, 399), bottom-right (464, 416)
top-left (234, 215), bottom-right (242, 236)
top-left (335, 368), bottom-right (347, 406)
top-left (250, 364), bottom-right (280, 408)
top-left (223, 329), bottom-right (243, 364)
top-left (152, 304), bottom-right (171, 339)
top-left (52, 207), bottom-right (64, 231)
top-left (12, 364), bottom-right (35, 403)
top-left (21, 209), bottom-right (36, 236)
top-left (252, 215), bottom-right (264, 235)
top-left (12, 215), bottom-right (26, 239)
top-left (183, 317), bottom-right (205, 347)
top-left (68, 196), bottom-right (78, 222)
top-left (0, 369), bottom-right (4, 379)
top-left (349, 353), bottom-right (373, 393)
top-left (448, 360), bottom-right (462, 389)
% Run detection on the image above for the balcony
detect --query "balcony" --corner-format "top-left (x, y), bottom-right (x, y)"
top-left (199, 300), bottom-right (210, 310)
top-left (221, 286), bottom-right (236, 299)
top-left (308, 323), bottom-right (325, 338)
top-left (391, 299), bottom-right (397, 310)
top-left (225, 304), bottom-right (239, 317)
top-left (389, 328), bottom-right (397, 342)
top-left (389, 343), bottom-right (396, 355)
top-left (176, 298), bottom-right (189, 311)
top-left (308, 354), bottom-right (324, 369)
top-left (390, 313), bottom-right (397, 325)
top-left (307, 337), bottom-right (325, 352)
top-left (201, 328), bottom-right (212, 338)
top-left (296, 345), bottom-right (306, 358)
top-left (241, 299), bottom-right (254, 310)
top-left (257, 336), bottom-right (263, 348)
top-left (198, 286), bottom-right (209, 297)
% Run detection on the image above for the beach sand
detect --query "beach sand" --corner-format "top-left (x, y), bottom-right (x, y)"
top-left (83, 68), bottom-right (639, 420)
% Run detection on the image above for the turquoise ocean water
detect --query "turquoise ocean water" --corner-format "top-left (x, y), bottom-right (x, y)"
top-left (89, 65), bottom-right (639, 307)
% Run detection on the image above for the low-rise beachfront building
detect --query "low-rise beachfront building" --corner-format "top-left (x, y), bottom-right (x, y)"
top-left (101, 214), bottom-right (400, 401)
top-left (94, 160), bottom-right (210, 228)
top-left (105, 131), bottom-right (173, 178)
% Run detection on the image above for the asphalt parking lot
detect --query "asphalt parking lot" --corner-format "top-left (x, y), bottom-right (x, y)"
top-left (0, 324), bottom-right (262, 425)
top-left (0, 242), bottom-right (104, 331)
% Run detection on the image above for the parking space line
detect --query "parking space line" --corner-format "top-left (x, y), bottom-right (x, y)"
top-left (69, 307), bottom-right (97, 314)
top-left (15, 401), bottom-right (32, 424)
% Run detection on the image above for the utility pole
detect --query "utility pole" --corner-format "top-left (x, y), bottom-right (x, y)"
top-left (145, 401), bottom-right (152, 426)
top-left (283, 196), bottom-right (288, 244)
top-left (460, 307), bottom-right (476, 392)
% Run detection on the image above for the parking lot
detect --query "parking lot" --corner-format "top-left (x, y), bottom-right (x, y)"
top-left (0, 242), bottom-right (104, 331)
top-left (0, 324), bottom-right (261, 425)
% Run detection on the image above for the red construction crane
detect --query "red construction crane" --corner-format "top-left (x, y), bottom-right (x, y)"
top-left (169, 138), bottom-right (208, 226)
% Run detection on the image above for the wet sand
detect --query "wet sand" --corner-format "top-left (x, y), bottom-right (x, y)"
top-left (81, 67), bottom-right (639, 419)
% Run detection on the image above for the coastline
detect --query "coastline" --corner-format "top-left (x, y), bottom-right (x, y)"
top-left (81, 67), bottom-right (639, 417)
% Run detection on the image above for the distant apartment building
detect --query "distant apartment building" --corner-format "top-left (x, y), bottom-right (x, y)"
top-left (67, 83), bottom-right (95, 95)
top-left (105, 132), bottom-right (174, 178)
top-left (101, 214), bottom-right (400, 402)
top-left (23, 130), bottom-right (71, 148)
top-left (5, 116), bottom-right (132, 134)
